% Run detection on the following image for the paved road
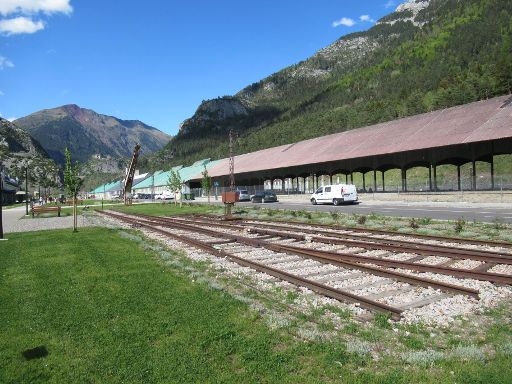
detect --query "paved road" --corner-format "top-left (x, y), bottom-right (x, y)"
top-left (196, 199), bottom-right (512, 223)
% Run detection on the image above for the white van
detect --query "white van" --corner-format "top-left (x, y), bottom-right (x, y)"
top-left (310, 184), bottom-right (358, 205)
top-left (155, 190), bottom-right (175, 200)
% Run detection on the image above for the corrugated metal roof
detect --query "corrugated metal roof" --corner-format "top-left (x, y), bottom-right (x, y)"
top-left (201, 95), bottom-right (512, 178)
top-left (90, 180), bottom-right (120, 194)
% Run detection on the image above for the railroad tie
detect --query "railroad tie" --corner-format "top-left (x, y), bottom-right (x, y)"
top-left (398, 293), bottom-right (452, 310)
top-left (472, 262), bottom-right (496, 272)
top-left (315, 271), bottom-right (366, 284)
top-left (365, 287), bottom-right (413, 301)
top-left (344, 278), bottom-right (393, 292)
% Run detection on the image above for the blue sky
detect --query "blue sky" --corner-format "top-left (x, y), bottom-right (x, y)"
top-left (0, 0), bottom-right (401, 135)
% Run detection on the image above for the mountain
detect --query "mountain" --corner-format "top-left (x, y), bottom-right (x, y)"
top-left (15, 104), bottom-right (171, 165)
top-left (155, 0), bottom-right (512, 168)
top-left (0, 117), bottom-right (60, 187)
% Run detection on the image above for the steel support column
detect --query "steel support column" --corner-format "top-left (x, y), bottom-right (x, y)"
top-left (491, 157), bottom-right (495, 190)
top-left (382, 171), bottom-right (385, 192)
top-left (472, 159), bottom-right (477, 191)
top-left (401, 168), bottom-right (407, 192)
top-left (433, 165), bottom-right (438, 191)
top-left (362, 173), bottom-right (366, 191)
top-left (373, 170), bottom-right (377, 192)
top-left (303, 177), bottom-right (306, 193)
top-left (345, 174), bottom-right (348, 184)
top-left (429, 166), bottom-right (433, 191)
top-left (457, 165), bottom-right (461, 191)
top-left (350, 172), bottom-right (353, 184)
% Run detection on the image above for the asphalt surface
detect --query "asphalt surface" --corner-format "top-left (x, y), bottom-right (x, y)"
top-left (1, 205), bottom-right (95, 234)
top-left (198, 198), bottom-right (512, 223)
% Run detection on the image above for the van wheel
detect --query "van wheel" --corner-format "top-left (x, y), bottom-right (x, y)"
top-left (311, 198), bottom-right (317, 205)
top-left (333, 199), bottom-right (340, 206)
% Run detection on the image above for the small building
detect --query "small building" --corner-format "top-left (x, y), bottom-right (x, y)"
top-left (1, 174), bottom-right (20, 205)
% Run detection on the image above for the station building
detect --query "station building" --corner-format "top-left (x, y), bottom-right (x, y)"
top-left (186, 95), bottom-right (512, 193)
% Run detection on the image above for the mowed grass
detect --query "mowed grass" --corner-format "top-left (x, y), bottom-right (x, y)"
top-left (1, 227), bottom-right (511, 383)
top-left (0, 228), bottom-right (299, 383)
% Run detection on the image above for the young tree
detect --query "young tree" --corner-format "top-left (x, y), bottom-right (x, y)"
top-left (64, 148), bottom-right (83, 232)
top-left (167, 169), bottom-right (183, 207)
top-left (201, 165), bottom-right (212, 203)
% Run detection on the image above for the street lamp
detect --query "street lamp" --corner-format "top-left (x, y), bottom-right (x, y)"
top-left (0, 162), bottom-right (4, 240)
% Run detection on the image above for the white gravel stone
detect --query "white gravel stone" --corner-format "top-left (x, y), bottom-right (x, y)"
top-left (487, 264), bottom-right (512, 275)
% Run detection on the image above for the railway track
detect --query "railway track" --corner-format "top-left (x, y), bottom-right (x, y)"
top-left (151, 214), bottom-right (512, 284)
top-left (98, 210), bottom-right (500, 321)
top-left (240, 216), bottom-right (512, 250)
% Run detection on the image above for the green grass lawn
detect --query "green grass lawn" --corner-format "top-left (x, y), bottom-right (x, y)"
top-left (1, 227), bottom-right (511, 383)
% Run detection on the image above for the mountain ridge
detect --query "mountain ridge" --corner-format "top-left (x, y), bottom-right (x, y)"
top-left (15, 104), bottom-right (171, 165)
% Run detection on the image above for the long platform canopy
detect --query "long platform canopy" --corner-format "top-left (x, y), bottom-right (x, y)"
top-left (191, 95), bottom-right (512, 180)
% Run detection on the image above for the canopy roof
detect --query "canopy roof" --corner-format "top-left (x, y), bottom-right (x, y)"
top-left (198, 95), bottom-right (512, 179)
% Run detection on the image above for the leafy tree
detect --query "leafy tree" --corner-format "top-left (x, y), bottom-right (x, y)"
top-left (167, 169), bottom-right (183, 207)
top-left (64, 148), bottom-right (83, 232)
top-left (201, 165), bottom-right (212, 203)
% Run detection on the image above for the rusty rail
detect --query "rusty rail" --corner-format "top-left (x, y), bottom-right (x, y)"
top-left (237, 216), bottom-right (512, 249)
top-left (106, 211), bottom-right (482, 295)
top-left (169, 215), bottom-right (512, 265)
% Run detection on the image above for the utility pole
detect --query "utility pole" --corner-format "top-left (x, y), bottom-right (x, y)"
top-left (0, 165), bottom-right (4, 240)
top-left (223, 129), bottom-right (237, 217)
top-left (25, 166), bottom-right (29, 215)
top-left (229, 129), bottom-right (235, 192)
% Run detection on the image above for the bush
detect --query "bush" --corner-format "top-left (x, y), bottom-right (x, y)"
top-left (454, 218), bottom-right (465, 233)
top-left (357, 215), bottom-right (367, 225)
top-left (418, 217), bottom-right (431, 225)
top-left (409, 218), bottom-right (419, 229)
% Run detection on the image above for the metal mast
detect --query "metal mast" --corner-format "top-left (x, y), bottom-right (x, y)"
top-left (229, 129), bottom-right (235, 191)
top-left (124, 143), bottom-right (141, 205)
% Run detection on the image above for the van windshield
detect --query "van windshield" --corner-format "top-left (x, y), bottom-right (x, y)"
top-left (315, 188), bottom-right (323, 194)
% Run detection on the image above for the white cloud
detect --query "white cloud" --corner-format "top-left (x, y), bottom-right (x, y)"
top-left (332, 17), bottom-right (356, 28)
top-left (384, 1), bottom-right (396, 8)
top-left (0, 0), bottom-right (72, 16)
top-left (0, 16), bottom-right (44, 34)
top-left (0, 1), bottom-right (72, 36)
top-left (7, 117), bottom-right (16, 122)
top-left (0, 55), bottom-right (15, 69)
top-left (360, 15), bottom-right (375, 23)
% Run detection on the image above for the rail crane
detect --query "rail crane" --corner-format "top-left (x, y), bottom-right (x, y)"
top-left (124, 143), bottom-right (141, 205)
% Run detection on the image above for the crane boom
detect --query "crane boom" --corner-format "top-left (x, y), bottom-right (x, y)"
top-left (124, 143), bottom-right (141, 205)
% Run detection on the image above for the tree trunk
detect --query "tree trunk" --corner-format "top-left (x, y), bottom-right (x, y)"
top-left (207, 190), bottom-right (210, 203)
top-left (73, 196), bottom-right (77, 232)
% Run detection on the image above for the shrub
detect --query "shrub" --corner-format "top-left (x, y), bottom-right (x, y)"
top-left (454, 218), bottom-right (465, 233)
top-left (357, 215), bottom-right (367, 225)
top-left (418, 217), bottom-right (431, 225)
top-left (492, 218), bottom-right (506, 230)
top-left (409, 218), bottom-right (419, 229)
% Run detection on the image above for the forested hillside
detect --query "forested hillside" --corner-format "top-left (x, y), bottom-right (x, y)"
top-left (146, 0), bottom-right (512, 170)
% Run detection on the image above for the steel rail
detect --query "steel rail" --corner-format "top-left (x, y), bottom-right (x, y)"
top-left (128, 213), bottom-right (510, 286)
top-left (167, 215), bottom-right (512, 264)
top-left (235, 216), bottom-right (512, 249)
top-left (241, 226), bottom-right (512, 265)
top-left (98, 210), bottom-right (404, 320)
top-left (110, 212), bottom-right (481, 296)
